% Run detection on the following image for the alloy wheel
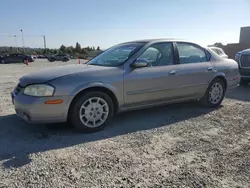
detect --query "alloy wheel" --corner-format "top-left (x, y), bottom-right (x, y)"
top-left (209, 82), bottom-right (223, 104)
top-left (79, 97), bottom-right (109, 128)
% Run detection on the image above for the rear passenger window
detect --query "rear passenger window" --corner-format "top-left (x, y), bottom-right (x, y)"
top-left (176, 43), bottom-right (207, 64)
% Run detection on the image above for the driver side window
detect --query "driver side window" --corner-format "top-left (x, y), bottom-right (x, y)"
top-left (137, 42), bottom-right (174, 67)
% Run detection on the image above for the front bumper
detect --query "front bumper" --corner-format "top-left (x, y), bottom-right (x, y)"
top-left (11, 92), bottom-right (74, 124)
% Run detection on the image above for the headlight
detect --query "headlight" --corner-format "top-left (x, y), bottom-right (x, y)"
top-left (24, 84), bottom-right (54, 97)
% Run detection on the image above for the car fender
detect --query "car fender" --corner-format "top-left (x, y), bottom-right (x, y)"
top-left (70, 81), bottom-right (120, 102)
top-left (208, 72), bottom-right (227, 86)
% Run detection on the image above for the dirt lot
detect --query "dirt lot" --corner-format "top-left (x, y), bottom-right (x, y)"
top-left (0, 60), bottom-right (249, 188)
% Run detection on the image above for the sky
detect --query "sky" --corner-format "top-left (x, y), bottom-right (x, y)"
top-left (0, 0), bottom-right (250, 49)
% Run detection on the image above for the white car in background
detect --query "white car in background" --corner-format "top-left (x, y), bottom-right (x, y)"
top-left (209, 46), bottom-right (228, 58)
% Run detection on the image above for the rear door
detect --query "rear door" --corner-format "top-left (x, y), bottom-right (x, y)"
top-left (173, 42), bottom-right (214, 98)
top-left (16, 54), bottom-right (25, 62)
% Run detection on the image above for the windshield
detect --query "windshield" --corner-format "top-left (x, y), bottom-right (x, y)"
top-left (87, 42), bottom-right (145, 67)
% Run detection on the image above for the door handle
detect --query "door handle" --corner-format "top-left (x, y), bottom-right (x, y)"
top-left (169, 70), bottom-right (176, 75)
top-left (207, 67), bottom-right (213, 71)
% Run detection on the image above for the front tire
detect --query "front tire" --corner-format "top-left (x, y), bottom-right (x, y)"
top-left (69, 91), bottom-right (114, 132)
top-left (201, 78), bottom-right (226, 108)
top-left (63, 58), bottom-right (69, 62)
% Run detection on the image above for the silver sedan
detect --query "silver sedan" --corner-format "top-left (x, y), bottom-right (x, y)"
top-left (11, 39), bottom-right (240, 132)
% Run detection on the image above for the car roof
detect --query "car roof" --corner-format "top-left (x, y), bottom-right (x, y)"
top-left (121, 38), bottom-right (191, 44)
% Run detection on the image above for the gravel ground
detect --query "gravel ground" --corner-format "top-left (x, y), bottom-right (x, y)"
top-left (0, 60), bottom-right (249, 188)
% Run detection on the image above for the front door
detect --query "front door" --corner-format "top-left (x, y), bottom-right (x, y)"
top-left (124, 42), bottom-right (181, 106)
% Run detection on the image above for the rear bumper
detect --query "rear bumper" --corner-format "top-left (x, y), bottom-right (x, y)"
top-left (11, 92), bottom-right (74, 124)
top-left (227, 76), bottom-right (240, 89)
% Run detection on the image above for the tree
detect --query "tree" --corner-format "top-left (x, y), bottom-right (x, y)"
top-left (60, 45), bottom-right (66, 53)
top-left (53, 49), bottom-right (58, 54)
top-left (92, 46), bottom-right (95, 51)
top-left (75, 42), bottom-right (81, 53)
top-left (86, 46), bottom-right (91, 51)
top-left (42, 49), bottom-right (48, 55)
top-left (81, 48), bottom-right (87, 54)
top-left (97, 46), bottom-right (100, 51)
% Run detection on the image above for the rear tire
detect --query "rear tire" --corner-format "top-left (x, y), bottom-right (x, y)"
top-left (1, 59), bottom-right (6, 64)
top-left (201, 78), bottom-right (226, 108)
top-left (240, 78), bottom-right (249, 86)
top-left (69, 91), bottom-right (114, 132)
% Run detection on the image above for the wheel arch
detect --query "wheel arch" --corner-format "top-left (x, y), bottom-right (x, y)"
top-left (67, 85), bottom-right (119, 120)
top-left (209, 73), bottom-right (228, 90)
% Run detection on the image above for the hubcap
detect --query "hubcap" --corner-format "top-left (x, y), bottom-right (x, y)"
top-left (1, 59), bottom-right (5, 64)
top-left (79, 97), bottom-right (109, 128)
top-left (209, 82), bottom-right (223, 104)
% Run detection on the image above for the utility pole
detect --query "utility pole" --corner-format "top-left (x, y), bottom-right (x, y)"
top-left (43, 35), bottom-right (46, 49)
top-left (20, 29), bottom-right (25, 53)
top-left (14, 35), bottom-right (17, 48)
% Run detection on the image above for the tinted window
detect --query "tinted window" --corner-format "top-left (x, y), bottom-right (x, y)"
top-left (177, 43), bottom-right (207, 64)
top-left (137, 43), bottom-right (174, 67)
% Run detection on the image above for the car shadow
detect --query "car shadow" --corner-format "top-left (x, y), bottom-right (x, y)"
top-left (0, 61), bottom-right (26, 65)
top-left (226, 85), bottom-right (250, 102)
top-left (0, 102), bottom-right (217, 169)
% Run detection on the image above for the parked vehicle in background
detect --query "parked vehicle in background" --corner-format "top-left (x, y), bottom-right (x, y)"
top-left (47, 54), bottom-right (70, 62)
top-left (235, 48), bottom-right (250, 85)
top-left (0, 53), bottom-right (34, 64)
top-left (37, 55), bottom-right (47, 59)
top-left (31, 55), bottom-right (37, 59)
top-left (209, 46), bottom-right (228, 58)
top-left (12, 39), bottom-right (240, 132)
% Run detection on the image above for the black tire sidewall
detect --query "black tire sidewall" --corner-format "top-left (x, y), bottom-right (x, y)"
top-left (69, 91), bottom-right (114, 132)
top-left (1, 59), bottom-right (6, 64)
top-left (202, 79), bottom-right (226, 108)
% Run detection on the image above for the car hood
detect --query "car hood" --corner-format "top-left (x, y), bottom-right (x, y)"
top-left (19, 64), bottom-right (114, 87)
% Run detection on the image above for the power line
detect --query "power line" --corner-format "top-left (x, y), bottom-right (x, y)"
top-left (0, 34), bottom-right (44, 38)
top-left (0, 34), bottom-right (47, 49)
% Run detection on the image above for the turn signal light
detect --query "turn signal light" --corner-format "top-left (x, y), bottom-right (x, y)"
top-left (44, 99), bottom-right (63, 104)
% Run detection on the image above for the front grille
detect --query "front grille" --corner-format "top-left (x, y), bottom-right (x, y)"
top-left (240, 54), bottom-right (250, 68)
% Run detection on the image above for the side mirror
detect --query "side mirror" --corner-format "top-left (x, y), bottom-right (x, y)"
top-left (131, 59), bottom-right (149, 68)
